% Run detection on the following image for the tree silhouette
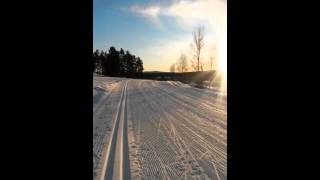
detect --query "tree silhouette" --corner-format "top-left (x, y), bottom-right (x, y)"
top-left (136, 57), bottom-right (144, 78)
top-left (93, 46), bottom-right (144, 78)
top-left (176, 54), bottom-right (188, 72)
top-left (93, 50), bottom-right (99, 73)
top-left (119, 48), bottom-right (126, 76)
top-left (136, 57), bottom-right (144, 73)
top-left (126, 51), bottom-right (134, 76)
top-left (107, 47), bottom-right (120, 76)
top-left (208, 45), bottom-right (217, 71)
top-left (190, 25), bottom-right (205, 72)
top-left (100, 50), bottom-right (108, 76)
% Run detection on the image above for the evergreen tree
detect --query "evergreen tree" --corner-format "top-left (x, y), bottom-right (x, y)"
top-left (93, 50), bottom-right (100, 74)
top-left (93, 46), bottom-right (144, 77)
top-left (126, 51), bottom-right (134, 76)
top-left (107, 47), bottom-right (120, 76)
top-left (100, 50), bottom-right (108, 76)
top-left (119, 48), bottom-right (126, 76)
top-left (136, 57), bottom-right (144, 73)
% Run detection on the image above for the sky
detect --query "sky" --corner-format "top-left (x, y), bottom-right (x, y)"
top-left (94, 0), bottom-right (227, 72)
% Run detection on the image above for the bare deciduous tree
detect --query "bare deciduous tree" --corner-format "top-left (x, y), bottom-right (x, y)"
top-left (190, 25), bottom-right (205, 72)
top-left (209, 46), bottom-right (217, 70)
top-left (170, 64), bottom-right (176, 72)
top-left (176, 54), bottom-right (188, 72)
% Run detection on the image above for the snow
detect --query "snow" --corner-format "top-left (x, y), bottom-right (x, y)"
top-left (93, 77), bottom-right (227, 180)
top-left (93, 76), bottom-right (123, 179)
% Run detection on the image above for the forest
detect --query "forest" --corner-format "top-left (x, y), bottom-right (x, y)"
top-left (93, 46), bottom-right (144, 78)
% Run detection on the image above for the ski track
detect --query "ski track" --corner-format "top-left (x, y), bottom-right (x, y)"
top-left (93, 78), bottom-right (227, 180)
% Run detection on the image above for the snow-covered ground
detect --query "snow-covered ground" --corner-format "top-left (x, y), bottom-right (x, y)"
top-left (93, 76), bottom-right (124, 179)
top-left (93, 77), bottom-right (227, 180)
top-left (93, 76), bottom-right (124, 112)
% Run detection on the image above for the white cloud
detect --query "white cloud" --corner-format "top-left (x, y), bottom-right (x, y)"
top-left (129, 5), bottom-right (165, 29)
top-left (130, 5), bottom-right (160, 17)
top-left (129, 0), bottom-right (226, 35)
top-left (128, 0), bottom-right (227, 71)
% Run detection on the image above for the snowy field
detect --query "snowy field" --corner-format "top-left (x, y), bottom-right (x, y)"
top-left (93, 77), bottom-right (227, 180)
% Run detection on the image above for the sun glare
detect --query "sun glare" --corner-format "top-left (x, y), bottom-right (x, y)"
top-left (218, 33), bottom-right (227, 77)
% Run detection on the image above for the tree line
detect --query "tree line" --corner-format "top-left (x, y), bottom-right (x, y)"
top-left (93, 46), bottom-right (144, 77)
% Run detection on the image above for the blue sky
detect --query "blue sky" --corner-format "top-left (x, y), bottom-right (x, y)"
top-left (94, 0), bottom-right (227, 72)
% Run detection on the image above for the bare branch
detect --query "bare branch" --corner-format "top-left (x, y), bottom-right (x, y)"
top-left (176, 54), bottom-right (188, 72)
top-left (191, 25), bottom-right (205, 72)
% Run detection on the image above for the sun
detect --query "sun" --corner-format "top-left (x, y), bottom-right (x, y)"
top-left (218, 33), bottom-right (227, 77)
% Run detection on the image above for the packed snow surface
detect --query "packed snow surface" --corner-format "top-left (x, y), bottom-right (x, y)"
top-left (93, 77), bottom-right (227, 180)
